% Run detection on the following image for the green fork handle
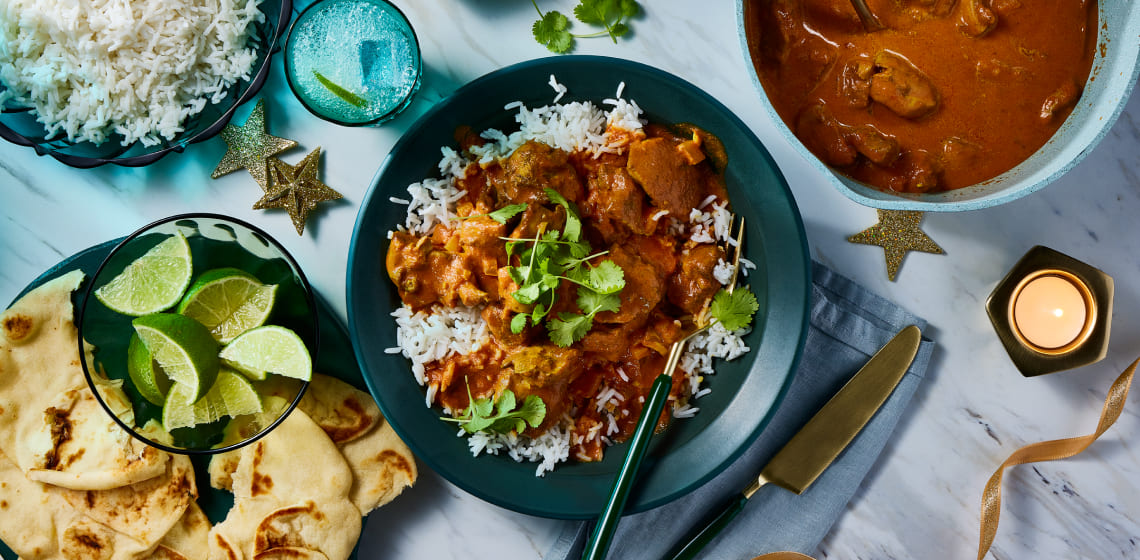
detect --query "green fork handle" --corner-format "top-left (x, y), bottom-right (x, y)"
top-left (580, 373), bottom-right (673, 560)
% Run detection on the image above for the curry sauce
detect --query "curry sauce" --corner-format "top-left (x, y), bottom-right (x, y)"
top-left (745, 0), bottom-right (1098, 192)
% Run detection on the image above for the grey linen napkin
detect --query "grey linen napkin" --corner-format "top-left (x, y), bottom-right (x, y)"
top-left (544, 261), bottom-right (936, 559)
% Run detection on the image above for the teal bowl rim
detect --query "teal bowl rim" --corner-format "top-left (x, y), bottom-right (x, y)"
top-left (346, 54), bottom-right (811, 518)
top-left (735, 1), bottom-right (1140, 212)
top-left (283, 0), bottom-right (423, 127)
top-left (76, 212), bottom-right (318, 456)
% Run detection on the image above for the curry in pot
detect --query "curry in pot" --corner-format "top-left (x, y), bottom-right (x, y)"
top-left (745, 0), bottom-right (1098, 193)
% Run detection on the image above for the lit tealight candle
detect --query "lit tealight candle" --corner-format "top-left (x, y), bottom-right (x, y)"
top-left (1011, 273), bottom-right (1089, 350)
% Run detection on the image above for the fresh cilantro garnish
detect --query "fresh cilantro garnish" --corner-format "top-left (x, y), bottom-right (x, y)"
top-left (710, 287), bottom-right (760, 332)
top-left (503, 188), bottom-right (625, 346)
top-left (532, 5), bottom-right (573, 53)
top-left (547, 282), bottom-right (621, 347)
top-left (531, 0), bottom-right (642, 54)
top-left (443, 384), bottom-right (547, 434)
top-left (454, 203), bottom-right (528, 225)
top-left (312, 71), bottom-right (367, 107)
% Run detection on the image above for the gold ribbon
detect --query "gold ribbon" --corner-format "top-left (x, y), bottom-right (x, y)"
top-left (975, 357), bottom-right (1137, 560)
top-left (748, 358), bottom-right (1137, 560)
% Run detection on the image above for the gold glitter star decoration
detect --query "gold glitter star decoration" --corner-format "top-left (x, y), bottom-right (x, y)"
top-left (212, 99), bottom-right (298, 191)
top-left (254, 147), bottom-right (343, 236)
top-left (848, 209), bottom-right (943, 281)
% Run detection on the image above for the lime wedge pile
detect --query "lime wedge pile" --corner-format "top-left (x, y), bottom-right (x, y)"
top-left (95, 232), bottom-right (313, 433)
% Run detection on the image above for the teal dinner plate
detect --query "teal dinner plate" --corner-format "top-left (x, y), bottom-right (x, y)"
top-left (347, 55), bottom-right (811, 519)
top-left (2, 239), bottom-right (366, 557)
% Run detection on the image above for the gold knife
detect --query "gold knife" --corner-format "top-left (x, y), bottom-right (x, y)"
top-left (664, 324), bottom-right (923, 560)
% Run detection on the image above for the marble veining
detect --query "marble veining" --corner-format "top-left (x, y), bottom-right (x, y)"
top-left (2, 1), bottom-right (1139, 559)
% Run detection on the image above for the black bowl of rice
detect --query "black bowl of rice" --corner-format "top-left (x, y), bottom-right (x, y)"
top-left (0, 0), bottom-right (290, 168)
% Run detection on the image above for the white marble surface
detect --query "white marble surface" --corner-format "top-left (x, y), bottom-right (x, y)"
top-left (3, 1), bottom-right (1140, 559)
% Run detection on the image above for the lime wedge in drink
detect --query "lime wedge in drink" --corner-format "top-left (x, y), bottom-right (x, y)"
top-left (162, 368), bottom-right (264, 431)
top-left (127, 333), bottom-right (172, 406)
top-left (220, 325), bottom-right (312, 382)
top-left (132, 313), bottom-right (220, 403)
top-left (177, 268), bottom-right (278, 344)
top-left (95, 233), bottom-right (193, 316)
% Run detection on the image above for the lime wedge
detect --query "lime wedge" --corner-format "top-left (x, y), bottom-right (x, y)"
top-left (127, 333), bottom-right (172, 406)
top-left (162, 368), bottom-right (264, 431)
top-left (220, 325), bottom-right (312, 382)
top-left (95, 233), bottom-right (193, 316)
top-left (177, 268), bottom-right (278, 343)
top-left (132, 313), bottom-right (220, 403)
top-left (214, 395), bottom-right (293, 448)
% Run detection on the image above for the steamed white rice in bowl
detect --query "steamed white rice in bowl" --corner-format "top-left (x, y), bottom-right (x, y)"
top-left (0, 0), bottom-right (265, 148)
top-left (384, 77), bottom-right (758, 476)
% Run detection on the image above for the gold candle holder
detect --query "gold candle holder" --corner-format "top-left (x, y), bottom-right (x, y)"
top-left (986, 246), bottom-right (1113, 377)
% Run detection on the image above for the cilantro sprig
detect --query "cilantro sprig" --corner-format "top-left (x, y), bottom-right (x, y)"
top-left (454, 203), bottom-right (528, 225)
top-left (505, 188), bottom-right (626, 347)
top-left (443, 384), bottom-right (547, 435)
top-left (709, 287), bottom-right (760, 332)
top-left (532, 0), bottom-right (642, 54)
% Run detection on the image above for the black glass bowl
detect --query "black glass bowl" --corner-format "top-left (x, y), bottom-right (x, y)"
top-left (77, 214), bottom-right (319, 455)
top-left (0, 0), bottom-right (291, 169)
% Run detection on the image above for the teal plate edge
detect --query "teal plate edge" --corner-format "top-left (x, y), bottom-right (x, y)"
top-left (2, 238), bottom-right (368, 558)
top-left (346, 55), bottom-right (811, 519)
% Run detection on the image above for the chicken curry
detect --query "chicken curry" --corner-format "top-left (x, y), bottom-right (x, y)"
top-left (386, 123), bottom-right (732, 462)
top-left (745, 0), bottom-right (1098, 193)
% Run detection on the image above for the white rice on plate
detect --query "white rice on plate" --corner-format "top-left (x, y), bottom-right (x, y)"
top-left (0, 0), bottom-right (264, 147)
top-left (386, 76), bottom-right (756, 476)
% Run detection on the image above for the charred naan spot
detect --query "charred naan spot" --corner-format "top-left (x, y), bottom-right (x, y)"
top-left (322, 398), bottom-right (370, 442)
top-left (214, 534), bottom-right (241, 560)
top-left (1, 499), bottom-right (8, 508)
top-left (255, 548), bottom-right (315, 560)
top-left (86, 491), bottom-right (96, 508)
top-left (1, 313), bottom-right (34, 342)
top-left (378, 450), bottom-right (414, 479)
top-left (44, 406), bottom-right (74, 470)
top-left (250, 442), bottom-right (274, 496)
top-left (60, 447), bottom-right (85, 469)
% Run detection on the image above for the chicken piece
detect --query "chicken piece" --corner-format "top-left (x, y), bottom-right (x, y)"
top-left (594, 245), bottom-right (665, 327)
top-left (509, 203), bottom-right (565, 242)
top-left (870, 50), bottom-right (940, 119)
top-left (500, 141), bottom-right (585, 204)
top-left (796, 104), bottom-right (857, 167)
top-left (626, 136), bottom-right (706, 217)
top-left (938, 137), bottom-right (983, 171)
top-left (386, 230), bottom-right (489, 309)
top-left (503, 344), bottom-right (585, 431)
top-left (901, 150), bottom-right (942, 193)
top-left (667, 244), bottom-right (725, 316)
top-left (585, 163), bottom-right (653, 240)
top-left (838, 57), bottom-right (874, 108)
top-left (754, 0), bottom-right (804, 65)
top-left (1040, 80), bottom-right (1081, 122)
top-left (846, 125), bottom-right (900, 167)
top-left (957, 0), bottom-right (997, 37)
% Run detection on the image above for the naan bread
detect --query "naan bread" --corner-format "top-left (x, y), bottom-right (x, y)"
top-left (230, 408), bottom-right (353, 501)
top-left (338, 417), bottom-right (416, 515)
top-left (148, 502), bottom-right (210, 560)
top-left (25, 384), bottom-right (168, 491)
top-left (208, 409), bottom-right (361, 560)
top-left (0, 450), bottom-right (152, 560)
top-left (50, 452), bottom-right (196, 549)
top-left (0, 270), bottom-right (168, 491)
top-left (254, 374), bottom-right (381, 444)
